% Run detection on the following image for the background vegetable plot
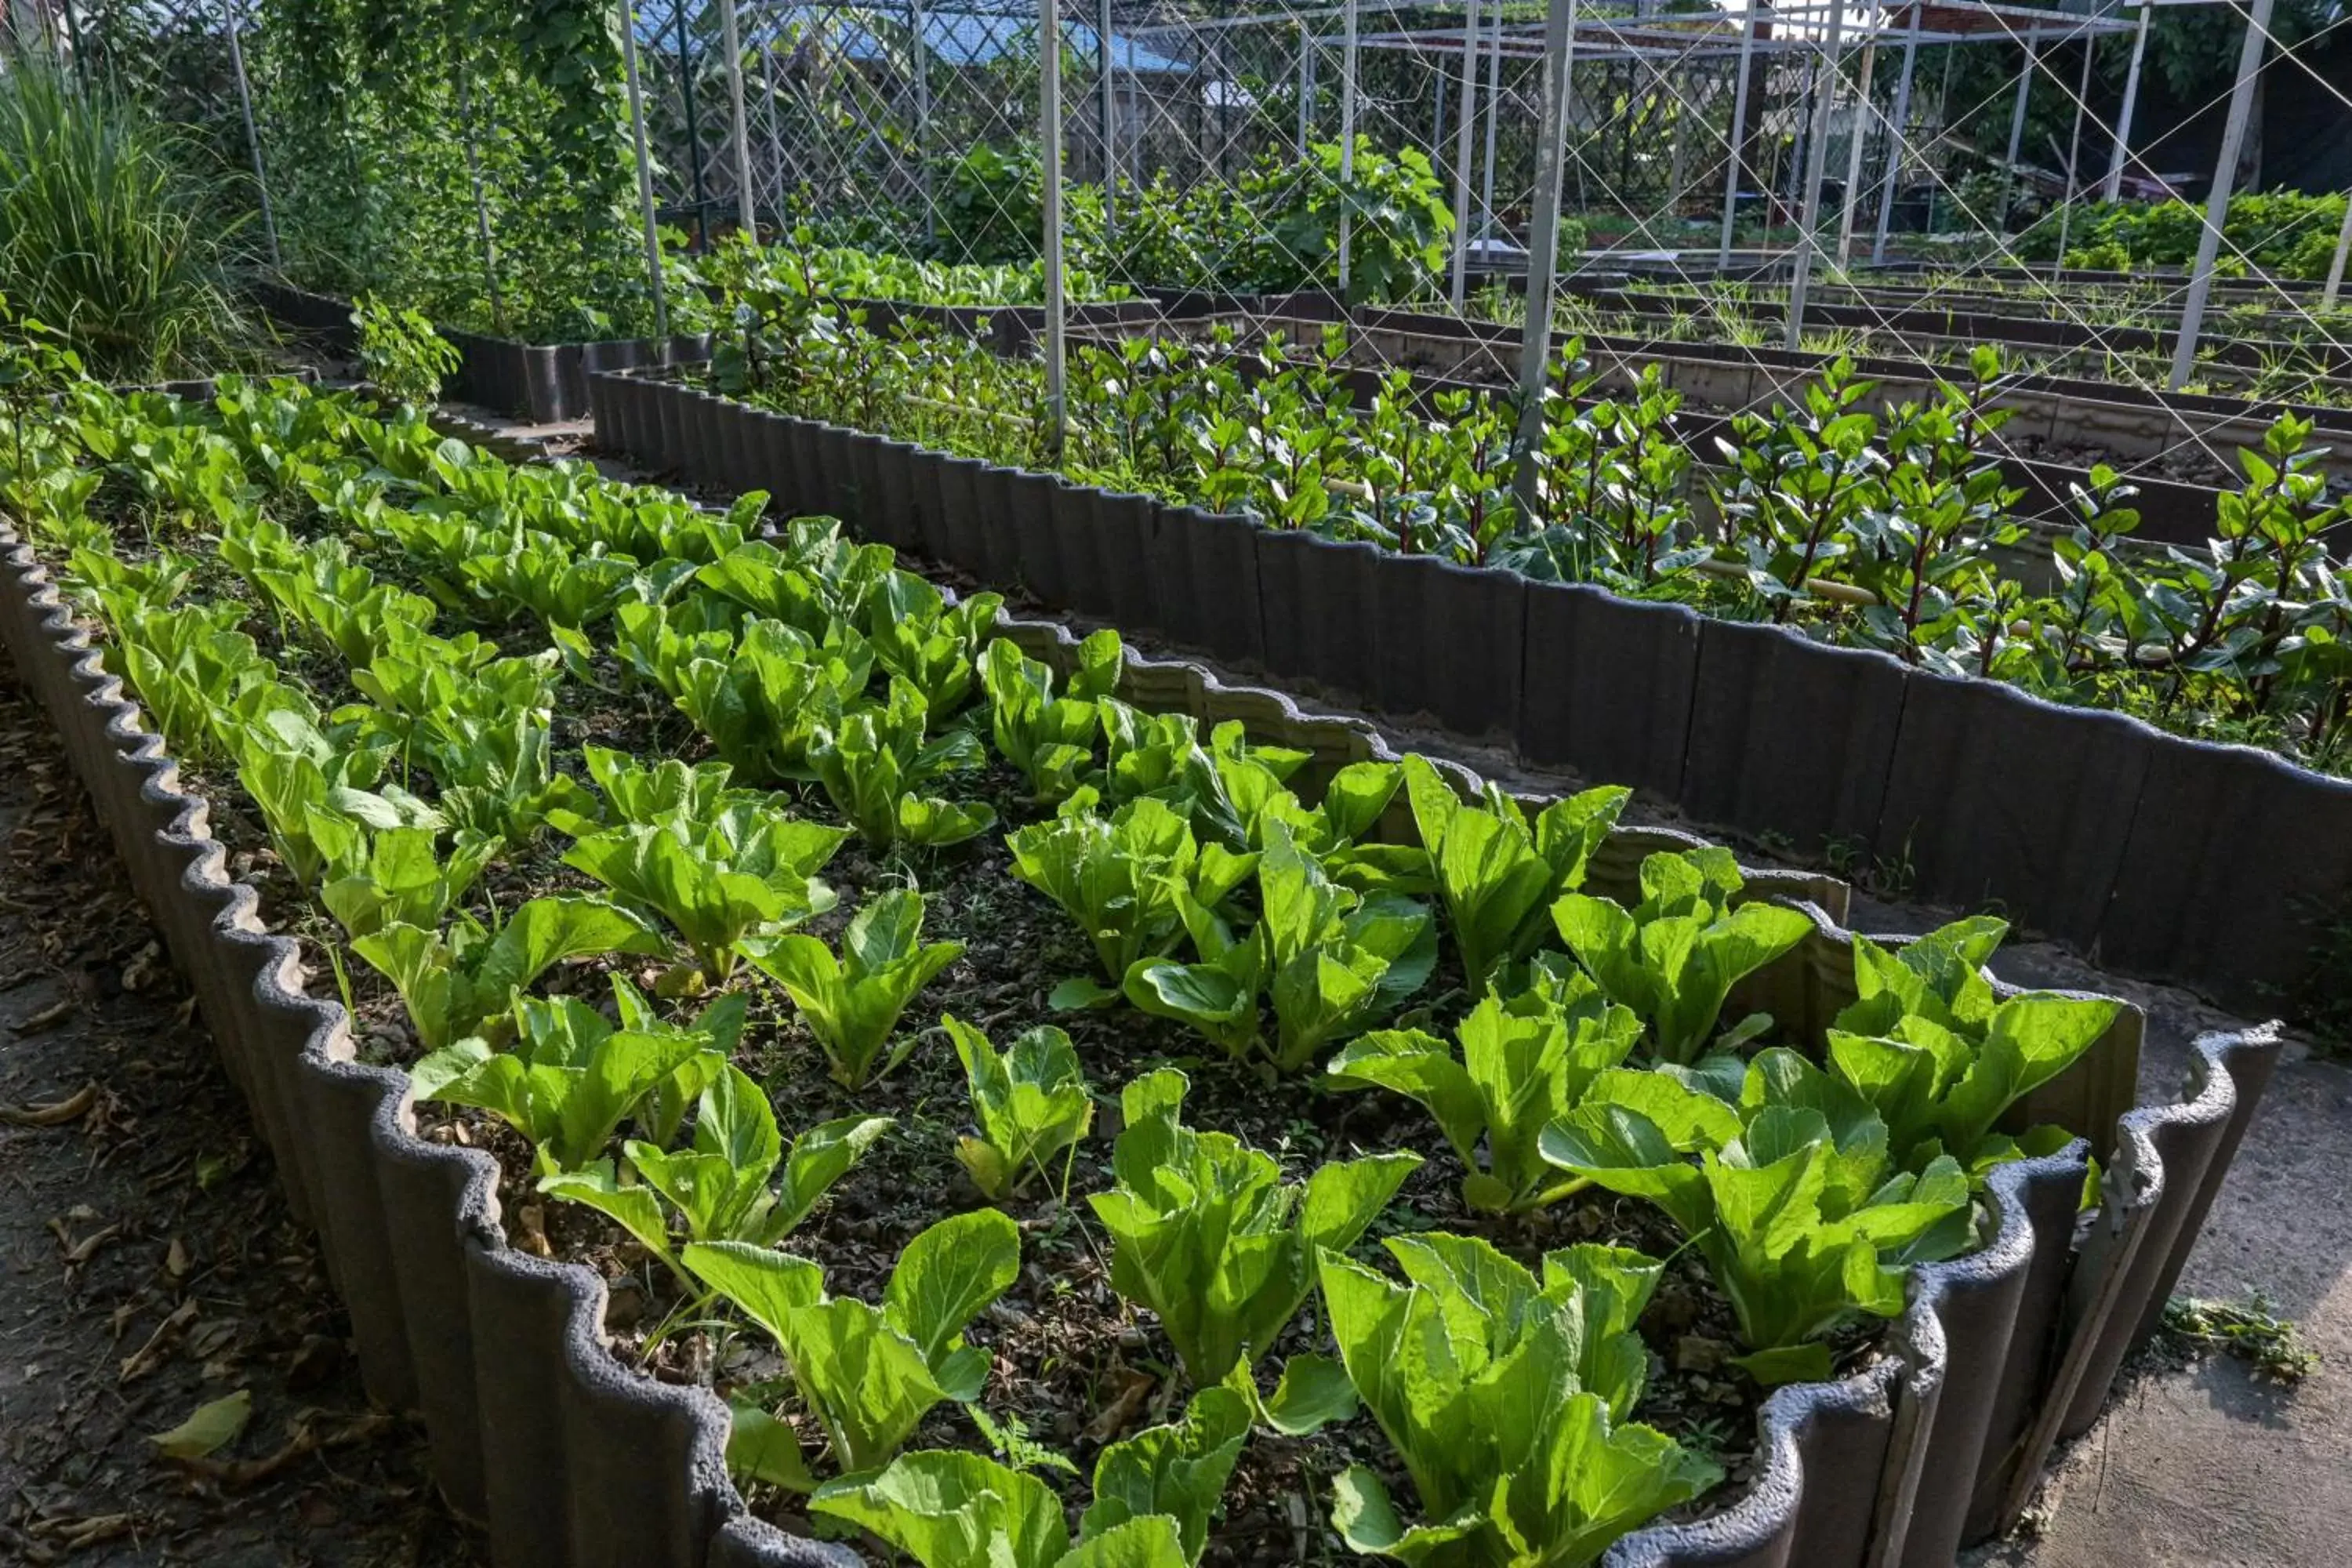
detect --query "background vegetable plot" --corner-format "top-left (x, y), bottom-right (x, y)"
top-left (0, 373), bottom-right (2278, 1568)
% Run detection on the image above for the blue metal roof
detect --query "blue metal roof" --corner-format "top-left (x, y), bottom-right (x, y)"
top-left (748, 3), bottom-right (1193, 74)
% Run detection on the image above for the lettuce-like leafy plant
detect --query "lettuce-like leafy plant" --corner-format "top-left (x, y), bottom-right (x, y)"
top-left (752, 889), bottom-right (964, 1087)
top-left (1540, 1048), bottom-right (1973, 1384)
top-left (1328, 968), bottom-right (1642, 1214)
top-left (1007, 793), bottom-right (1257, 991)
top-left (673, 618), bottom-right (876, 782)
top-left (409, 985), bottom-right (727, 1177)
top-left (564, 801), bottom-right (848, 979)
top-left (1402, 757), bottom-right (1628, 994)
top-left (685, 1207), bottom-right (1020, 1474)
top-left (1124, 826), bottom-right (1435, 1072)
top-left (1824, 916), bottom-right (2115, 1176)
top-left (1088, 1069), bottom-right (1419, 1390)
top-left (866, 572), bottom-right (1001, 720)
top-left (351, 895), bottom-right (666, 1053)
top-left (1552, 848), bottom-right (1813, 1065)
top-left (543, 1062), bottom-right (890, 1271)
top-left (985, 631), bottom-right (1122, 801)
top-left (811, 1386), bottom-right (1249, 1567)
top-left (320, 824), bottom-right (499, 940)
top-left (808, 683), bottom-right (995, 850)
top-left (946, 1015), bottom-right (1094, 1201)
top-left (546, 746), bottom-right (769, 837)
top-left (1319, 1233), bottom-right (1719, 1566)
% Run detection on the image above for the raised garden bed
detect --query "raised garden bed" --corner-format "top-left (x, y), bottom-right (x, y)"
top-left (596, 361), bottom-right (2352, 1019)
top-left (0, 378), bottom-right (2280, 1568)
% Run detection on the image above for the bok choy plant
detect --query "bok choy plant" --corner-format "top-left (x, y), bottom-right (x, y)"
top-left (1552, 848), bottom-right (1813, 1064)
top-left (408, 981), bottom-right (731, 1178)
top-left (1403, 757), bottom-right (1628, 994)
top-left (807, 682), bottom-right (996, 850)
top-left (352, 895), bottom-right (666, 1053)
top-left (685, 1207), bottom-right (1020, 1476)
top-left (984, 631), bottom-right (1123, 802)
top-left (543, 1060), bottom-right (891, 1275)
top-left (945, 1015), bottom-right (1094, 1202)
top-left (751, 889), bottom-right (964, 1087)
top-left (1540, 1048), bottom-right (1974, 1384)
top-left (1328, 967), bottom-right (1644, 1214)
top-left (1123, 825), bottom-right (1434, 1073)
top-left (1088, 1069), bottom-right (1418, 1405)
top-left (810, 1387), bottom-right (1250, 1567)
top-left (1319, 1234), bottom-right (1720, 1565)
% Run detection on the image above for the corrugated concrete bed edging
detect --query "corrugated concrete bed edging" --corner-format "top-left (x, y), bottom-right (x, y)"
top-left (0, 418), bottom-right (2281, 1568)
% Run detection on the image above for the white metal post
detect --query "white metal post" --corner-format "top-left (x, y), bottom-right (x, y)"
top-left (619, 0), bottom-right (668, 336)
top-left (718, 0), bottom-right (757, 238)
top-left (2324, 191), bottom-right (2352, 307)
top-left (1479, 9), bottom-right (1501, 243)
top-left (2169, 0), bottom-right (2274, 390)
top-left (1784, 0), bottom-right (1846, 350)
top-left (1098, 0), bottom-right (1116, 232)
top-left (1450, 0), bottom-right (1485, 307)
top-left (2103, 0), bottom-right (2153, 202)
top-left (1871, 5), bottom-right (1919, 265)
top-left (2049, 27), bottom-right (2096, 278)
top-left (1511, 0), bottom-right (1579, 513)
top-left (1042, 0), bottom-right (1068, 445)
top-left (1298, 24), bottom-right (1313, 159)
top-left (1664, 67), bottom-right (1690, 221)
top-left (1998, 30), bottom-right (2038, 234)
top-left (220, 0), bottom-right (279, 270)
top-left (1719, 5), bottom-right (1758, 267)
top-left (1835, 34), bottom-right (1878, 266)
top-left (1338, 0), bottom-right (1359, 298)
top-left (914, 0), bottom-right (934, 247)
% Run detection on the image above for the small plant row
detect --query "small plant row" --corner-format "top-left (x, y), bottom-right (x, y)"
top-left (704, 289), bottom-right (2352, 778)
top-left (7, 372), bottom-right (2120, 1566)
top-left (667, 230), bottom-right (1136, 321)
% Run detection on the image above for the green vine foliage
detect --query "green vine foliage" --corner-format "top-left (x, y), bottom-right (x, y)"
top-left (253, 0), bottom-right (649, 341)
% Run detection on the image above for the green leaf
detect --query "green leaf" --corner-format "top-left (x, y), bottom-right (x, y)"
top-left (726, 1399), bottom-right (817, 1492)
top-left (1253, 1351), bottom-right (1358, 1436)
top-left (1080, 1385), bottom-right (1251, 1560)
top-left (811, 1450), bottom-right (1068, 1568)
top-left (147, 1388), bottom-right (252, 1461)
top-left (884, 1207), bottom-right (1023, 1370)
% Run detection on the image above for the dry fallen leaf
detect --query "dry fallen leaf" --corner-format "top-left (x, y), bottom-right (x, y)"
top-left (148, 1388), bottom-right (252, 1461)
top-left (120, 1298), bottom-right (198, 1382)
top-left (0, 1082), bottom-right (96, 1127)
top-left (10, 996), bottom-right (78, 1036)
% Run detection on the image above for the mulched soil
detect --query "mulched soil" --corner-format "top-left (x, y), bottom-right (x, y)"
top-left (0, 646), bottom-right (482, 1567)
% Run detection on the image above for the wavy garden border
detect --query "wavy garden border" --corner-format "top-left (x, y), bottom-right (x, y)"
top-left (595, 363), bottom-right (2352, 1020)
top-left (0, 420), bottom-right (2280, 1567)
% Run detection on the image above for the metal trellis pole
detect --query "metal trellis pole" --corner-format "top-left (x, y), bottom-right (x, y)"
top-left (453, 50), bottom-right (506, 335)
top-left (2324, 190), bottom-right (2352, 307)
top-left (1871, 4), bottom-right (1919, 266)
top-left (913, 0), bottom-right (934, 248)
top-left (1510, 0), bottom-right (1578, 515)
top-left (2049, 28), bottom-right (2096, 280)
top-left (1042, 0), bottom-right (1068, 448)
top-left (676, 2), bottom-right (709, 245)
top-left (620, 0), bottom-right (669, 337)
top-left (718, 0), bottom-right (757, 238)
top-left (1835, 33), bottom-right (1878, 266)
top-left (1998, 30), bottom-right (2038, 235)
top-left (220, 0), bottom-right (279, 270)
top-left (1479, 9), bottom-right (1501, 245)
top-left (1784, 0), bottom-right (1846, 350)
top-left (1449, 0), bottom-right (1484, 308)
top-left (2103, 0), bottom-right (2154, 203)
top-left (1098, 0), bottom-right (1116, 233)
top-left (1719, 5), bottom-right (1757, 267)
top-left (1338, 0), bottom-right (1359, 299)
top-left (1298, 23), bottom-right (1312, 160)
top-left (2169, 0), bottom-right (2274, 390)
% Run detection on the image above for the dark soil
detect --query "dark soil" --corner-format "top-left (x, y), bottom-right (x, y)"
top-left (0, 648), bottom-right (481, 1566)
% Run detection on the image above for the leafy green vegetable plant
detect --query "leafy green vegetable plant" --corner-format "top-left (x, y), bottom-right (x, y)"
top-left (543, 1061), bottom-right (890, 1272)
top-left (751, 890), bottom-right (964, 1087)
top-left (1403, 757), bottom-right (1629, 993)
top-left (1005, 793), bottom-right (1256, 993)
top-left (945, 1015), bottom-right (1094, 1202)
top-left (1328, 970), bottom-right (1644, 1214)
top-left (1552, 848), bottom-right (1814, 1064)
top-left (1541, 1049), bottom-right (1973, 1384)
top-left (1319, 1233), bottom-right (1720, 1566)
top-left (807, 683), bottom-right (996, 850)
top-left (985, 631), bottom-right (1123, 802)
top-left (408, 985), bottom-right (728, 1178)
top-left (685, 1208), bottom-right (1021, 1475)
top-left (352, 896), bottom-right (665, 1053)
top-left (809, 1386), bottom-right (1249, 1567)
top-left (1088, 1069), bottom-right (1419, 1392)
